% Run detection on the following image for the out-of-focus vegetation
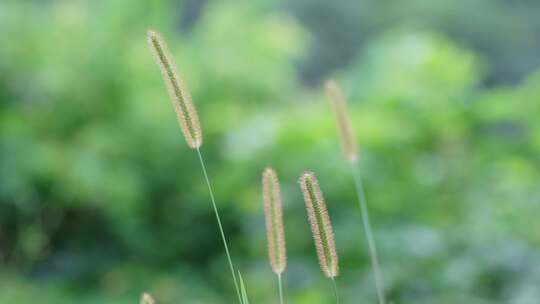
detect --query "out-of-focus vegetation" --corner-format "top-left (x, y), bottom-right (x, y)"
top-left (1, 0), bottom-right (540, 303)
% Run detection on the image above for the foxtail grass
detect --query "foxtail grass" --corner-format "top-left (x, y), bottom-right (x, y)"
top-left (140, 293), bottom-right (155, 304)
top-left (262, 167), bottom-right (286, 304)
top-left (325, 79), bottom-right (386, 304)
top-left (299, 171), bottom-right (340, 303)
top-left (325, 80), bottom-right (357, 162)
top-left (147, 29), bottom-right (241, 303)
top-left (147, 30), bottom-right (202, 149)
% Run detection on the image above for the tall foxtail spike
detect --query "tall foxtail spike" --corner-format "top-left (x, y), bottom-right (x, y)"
top-left (299, 171), bottom-right (339, 278)
top-left (147, 29), bottom-right (202, 149)
top-left (325, 79), bottom-right (358, 162)
top-left (262, 166), bottom-right (287, 274)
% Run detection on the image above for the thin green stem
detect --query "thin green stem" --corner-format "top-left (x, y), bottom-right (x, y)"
top-left (277, 273), bottom-right (284, 304)
top-left (238, 270), bottom-right (250, 304)
top-left (331, 277), bottom-right (339, 304)
top-left (196, 147), bottom-right (242, 304)
top-left (350, 161), bottom-right (386, 304)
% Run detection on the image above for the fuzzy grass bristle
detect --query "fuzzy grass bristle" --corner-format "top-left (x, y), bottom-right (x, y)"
top-left (147, 29), bottom-right (202, 149)
top-left (299, 171), bottom-right (339, 278)
top-left (325, 79), bottom-right (358, 163)
top-left (140, 292), bottom-right (155, 304)
top-left (262, 166), bottom-right (287, 275)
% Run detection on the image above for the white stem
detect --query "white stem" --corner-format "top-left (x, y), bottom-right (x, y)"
top-left (196, 147), bottom-right (242, 304)
top-left (350, 161), bottom-right (386, 304)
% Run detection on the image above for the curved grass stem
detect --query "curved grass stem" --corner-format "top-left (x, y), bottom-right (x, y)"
top-left (196, 147), bottom-right (242, 304)
top-left (350, 161), bottom-right (386, 304)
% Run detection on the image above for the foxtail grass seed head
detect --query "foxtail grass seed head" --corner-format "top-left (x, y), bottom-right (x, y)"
top-left (147, 29), bottom-right (202, 149)
top-left (325, 79), bottom-right (358, 163)
top-left (140, 293), bottom-right (155, 304)
top-left (299, 171), bottom-right (339, 278)
top-left (262, 166), bottom-right (287, 274)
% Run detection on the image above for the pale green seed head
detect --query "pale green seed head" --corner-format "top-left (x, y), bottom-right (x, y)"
top-left (325, 79), bottom-right (358, 163)
top-left (147, 29), bottom-right (202, 149)
top-left (299, 171), bottom-right (339, 278)
top-left (140, 292), bottom-right (155, 304)
top-left (262, 166), bottom-right (287, 274)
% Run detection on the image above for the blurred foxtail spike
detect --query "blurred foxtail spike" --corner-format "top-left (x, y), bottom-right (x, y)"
top-left (262, 166), bottom-right (286, 304)
top-left (325, 79), bottom-right (358, 163)
top-left (147, 29), bottom-right (202, 149)
top-left (262, 167), bottom-right (287, 275)
top-left (140, 293), bottom-right (155, 304)
top-left (299, 171), bottom-right (339, 278)
top-left (325, 80), bottom-right (386, 304)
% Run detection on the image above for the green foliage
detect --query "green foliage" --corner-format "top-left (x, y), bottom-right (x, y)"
top-left (1, 0), bottom-right (540, 303)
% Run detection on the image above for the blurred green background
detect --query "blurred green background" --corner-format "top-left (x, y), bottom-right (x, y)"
top-left (2, 0), bottom-right (540, 303)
